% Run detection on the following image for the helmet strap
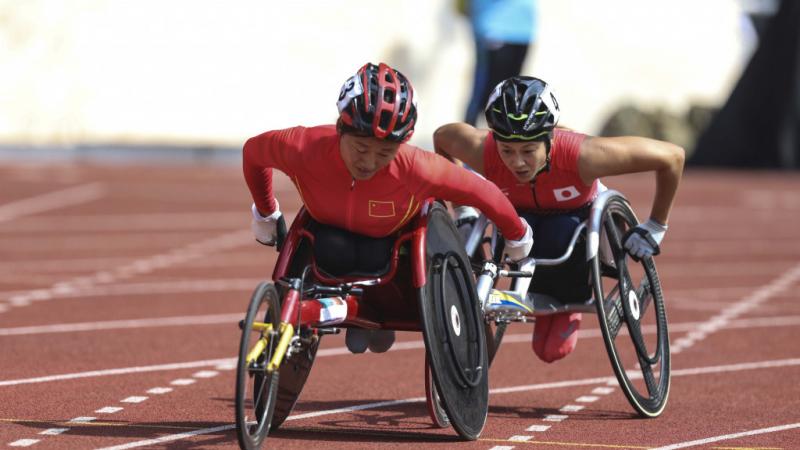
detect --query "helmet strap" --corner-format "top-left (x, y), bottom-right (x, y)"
top-left (531, 138), bottom-right (552, 180)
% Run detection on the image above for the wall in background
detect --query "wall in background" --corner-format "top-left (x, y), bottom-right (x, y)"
top-left (0, 0), bottom-right (750, 149)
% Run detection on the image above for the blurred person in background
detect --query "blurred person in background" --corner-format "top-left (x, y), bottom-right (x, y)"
top-left (435, 76), bottom-right (685, 363)
top-left (460, 0), bottom-right (537, 126)
top-left (243, 62), bottom-right (533, 355)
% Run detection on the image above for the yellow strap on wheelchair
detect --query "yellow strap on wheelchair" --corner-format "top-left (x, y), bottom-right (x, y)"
top-left (267, 323), bottom-right (295, 373)
top-left (246, 337), bottom-right (268, 365)
top-left (250, 322), bottom-right (273, 332)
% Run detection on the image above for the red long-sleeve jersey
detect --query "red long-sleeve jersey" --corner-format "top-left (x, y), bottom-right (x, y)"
top-left (243, 125), bottom-right (525, 240)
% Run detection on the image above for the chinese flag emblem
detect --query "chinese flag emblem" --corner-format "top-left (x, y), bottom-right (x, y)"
top-left (368, 200), bottom-right (396, 218)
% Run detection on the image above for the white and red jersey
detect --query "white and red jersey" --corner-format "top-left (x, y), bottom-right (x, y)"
top-left (483, 129), bottom-right (598, 212)
top-left (243, 125), bottom-right (526, 239)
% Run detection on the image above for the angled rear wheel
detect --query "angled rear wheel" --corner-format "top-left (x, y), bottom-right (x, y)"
top-left (591, 195), bottom-right (670, 417)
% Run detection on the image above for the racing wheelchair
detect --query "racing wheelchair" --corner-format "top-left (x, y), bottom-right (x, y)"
top-left (425, 189), bottom-right (671, 426)
top-left (234, 201), bottom-right (489, 449)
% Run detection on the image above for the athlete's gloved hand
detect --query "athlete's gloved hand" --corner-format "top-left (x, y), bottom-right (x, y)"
top-left (623, 218), bottom-right (667, 261)
top-left (251, 200), bottom-right (282, 246)
top-left (453, 205), bottom-right (480, 226)
top-left (503, 218), bottom-right (533, 262)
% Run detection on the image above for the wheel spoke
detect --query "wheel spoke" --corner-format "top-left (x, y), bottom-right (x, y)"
top-left (636, 277), bottom-right (652, 317)
top-left (639, 357), bottom-right (659, 397)
top-left (603, 284), bottom-right (623, 339)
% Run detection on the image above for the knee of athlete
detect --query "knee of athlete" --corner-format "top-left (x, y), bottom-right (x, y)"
top-left (314, 230), bottom-right (357, 276)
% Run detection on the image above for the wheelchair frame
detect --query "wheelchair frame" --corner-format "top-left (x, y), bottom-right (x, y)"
top-left (433, 189), bottom-right (672, 419)
top-left (234, 200), bottom-right (489, 449)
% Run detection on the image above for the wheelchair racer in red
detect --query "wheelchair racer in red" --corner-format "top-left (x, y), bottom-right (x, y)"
top-left (243, 62), bottom-right (534, 354)
top-left (434, 76), bottom-right (685, 363)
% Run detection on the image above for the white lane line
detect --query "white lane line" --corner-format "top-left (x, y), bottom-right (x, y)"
top-left (68, 417), bottom-right (96, 423)
top-left (38, 428), bottom-right (68, 435)
top-left (0, 275), bottom-right (756, 302)
top-left (489, 377), bottom-right (613, 395)
top-left (4, 229), bottom-right (251, 311)
top-left (120, 397), bottom-right (148, 404)
top-left (479, 315), bottom-right (800, 348)
top-left (170, 379), bottom-right (196, 386)
top-left (4, 309), bottom-right (799, 385)
top-left (192, 370), bottom-right (218, 379)
top-left (652, 422), bottom-right (800, 450)
top-left (3, 307), bottom-right (799, 384)
top-left (575, 395), bottom-right (599, 403)
top-left (591, 387), bottom-right (614, 395)
top-left (4, 299), bottom-right (800, 337)
top-left (489, 447), bottom-right (515, 450)
top-left (0, 358), bottom-right (233, 387)
top-left (543, 415), bottom-right (568, 422)
top-left (86, 357), bottom-right (800, 450)
top-left (559, 405), bottom-right (584, 412)
top-left (671, 358), bottom-right (800, 377)
top-left (526, 425), bottom-right (551, 432)
top-left (8, 439), bottom-right (40, 447)
top-left (94, 424), bottom-right (234, 450)
top-left (285, 397), bottom-right (424, 421)
top-left (0, 212), bottom-right (244, 233)
top-left (215, 362), bottom-right (236, 371)
top-left (95, 407), bottom-right (123, 414)
top-left (0, 314), bottom-right (243, 336)
top-left (146, 387), bottom-right (172, 395)
top-left (0, 183), bottom-right (106, 223)
top-left (672, 262), bottom-right (800, 354)
top-left (508, 435), bottom-right (532, 442)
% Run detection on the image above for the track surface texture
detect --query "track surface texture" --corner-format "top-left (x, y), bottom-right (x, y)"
top-left (1, 162), bottom-right (799, 449)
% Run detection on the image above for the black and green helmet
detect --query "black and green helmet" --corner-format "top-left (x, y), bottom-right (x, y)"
top-left (484, 76), bottom-right (560, 142)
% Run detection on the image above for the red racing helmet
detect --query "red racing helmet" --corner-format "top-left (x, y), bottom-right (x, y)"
top-left (336, 62), bottom-right (417, 142)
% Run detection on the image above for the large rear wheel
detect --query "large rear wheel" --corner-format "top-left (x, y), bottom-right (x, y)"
top-left (591, 195), bottom-right (670, 417)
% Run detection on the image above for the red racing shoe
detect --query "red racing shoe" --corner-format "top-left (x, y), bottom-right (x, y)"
top-left (532, 312), bottom-right (582, 363)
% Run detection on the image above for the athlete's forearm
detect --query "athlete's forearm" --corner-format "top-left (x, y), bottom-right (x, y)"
top-left (423, 157), bottom-right (525, 240)
top-left (649, 145), bottom-right (685, 225)
top-left (242, 135), bottom-right (278, 215)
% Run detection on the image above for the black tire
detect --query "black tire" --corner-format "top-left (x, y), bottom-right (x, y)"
top-left (591, 195), bottom-right (670, 418)
top-left (424, 354), bottom-right (450, 428)
top-left (235, 282), bottom-right (282, 449)
top-left (419, 203), bottom-right (488, 440)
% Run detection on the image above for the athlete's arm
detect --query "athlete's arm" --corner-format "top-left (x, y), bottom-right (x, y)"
top-left (410, 150), bottom-right (526, 240)
top-left (242, 127), bottom-right (303, 216)
top-left (577, 135), bottom-right (685, 224)
top-left (432, 123), bottom-right (487, 174)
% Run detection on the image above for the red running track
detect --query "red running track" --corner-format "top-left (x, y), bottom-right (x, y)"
top-left (1, 162), bottom-right (799, 449)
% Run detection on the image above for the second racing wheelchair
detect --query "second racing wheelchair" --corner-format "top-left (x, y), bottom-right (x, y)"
top-left (425, 189), bottom-right (671, 425)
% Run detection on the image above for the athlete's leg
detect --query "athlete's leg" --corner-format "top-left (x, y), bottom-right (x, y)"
top-left (354, 233), bottom-right (395, 275)
top-left (313, 223), bottom-right (357, 277)
top-left (464, 36), bottom-right (491, 125)
top-left (520, 212), bottom-right (587, 363)
top-left (483, 42), bottom-right (529, 111)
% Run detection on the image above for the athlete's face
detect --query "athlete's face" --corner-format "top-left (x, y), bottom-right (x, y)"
top-left (497, 141), bottom-right (547, 182)
top-left (340, 134), bottom-right (401, 180)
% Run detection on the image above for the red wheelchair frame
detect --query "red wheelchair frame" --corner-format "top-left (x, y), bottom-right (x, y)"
top-left (235, 199), bottom-right (489, 450)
